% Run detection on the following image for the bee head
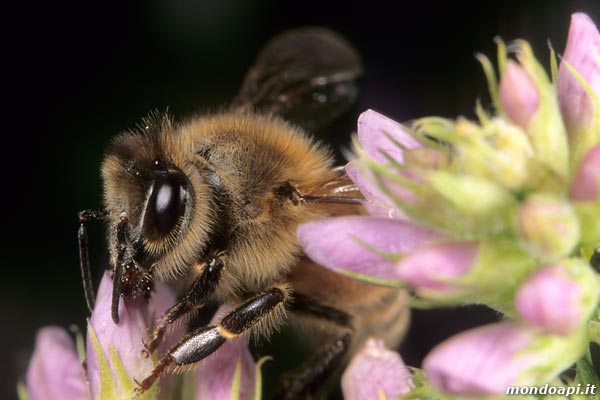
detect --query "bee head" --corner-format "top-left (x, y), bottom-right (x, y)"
top-left (100, 114), bottom-right (213, 286)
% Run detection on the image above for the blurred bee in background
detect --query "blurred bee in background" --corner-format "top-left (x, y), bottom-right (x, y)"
top-left (78, 28), bottom-right (410, 399)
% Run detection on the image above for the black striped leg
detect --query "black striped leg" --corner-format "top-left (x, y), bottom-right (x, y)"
top-left (77, 209), bottom-right (109, 313)
top-left (135, 286), bottom-right (288, 393)
top-left (143, 256), bottom-right (225, 356)
top-left (111, 213), bottom-right (130, 324)
top-left (273, 294), bottom-right (354, 400)
top-left (275, 334), bottom-right (352, 400)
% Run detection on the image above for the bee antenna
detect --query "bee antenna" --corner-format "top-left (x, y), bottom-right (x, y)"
top-left (77, 209), bottom-right (109, 314)
top-left (112, 213), bottom-right (130, 324)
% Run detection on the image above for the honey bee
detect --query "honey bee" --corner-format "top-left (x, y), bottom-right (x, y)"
top-left (78, 28), bottom-right (410, 399)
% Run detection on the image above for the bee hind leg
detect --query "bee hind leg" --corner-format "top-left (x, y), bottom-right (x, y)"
top-left (273, 293), bottom-right (354, 400)
top-left (135, 285), bottom-right (289, 393)
top-left (275, 333), bottom-right (351, 400)
top-left (144, 255), bottom-right (225, 355)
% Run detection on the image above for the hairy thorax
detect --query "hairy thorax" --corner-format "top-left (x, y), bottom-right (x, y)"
top-left (102, 111), bottom-right (337, 300)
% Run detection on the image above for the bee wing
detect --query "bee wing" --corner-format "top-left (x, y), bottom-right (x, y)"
top-left (232, 27), bottom-right (363, 131)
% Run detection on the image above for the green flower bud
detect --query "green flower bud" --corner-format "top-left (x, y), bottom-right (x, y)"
top-left (516, 194), bottom-right (580, 262)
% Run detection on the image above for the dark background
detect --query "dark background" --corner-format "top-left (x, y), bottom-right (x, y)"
top-left (6, 1), bottom-right (600, 399)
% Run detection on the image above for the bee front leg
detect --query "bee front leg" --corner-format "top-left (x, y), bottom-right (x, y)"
top-left (136, 285), bottom-right (289, 393)
top-left (111, 213), bottom-right (130, 324)
top-left (144, 255), bottom-right (225, 355)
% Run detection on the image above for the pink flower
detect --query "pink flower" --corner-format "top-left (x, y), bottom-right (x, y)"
top-left (305, 15), bottom-right (600, 393)
top-left (424, 322), bottom-right (536, 396)
top-left (423, 322), bottom-right (581, 396)
top-left (298, 110), bottom-right (443, 286)
top-left (25, 327), bottom-right (89, 400)
top-left (86, 273), bottom-right (163, 397)
top-left (347, 110), bottom-right (422, 217)
top-left (299, 110), bottom-right (533, 301)
top-left (298, 216), bottom-right (440, 281)
top-left (345, 162), bottom-right (406, 217)
top-left (341, 338), bottom-right (412, 400)
top-left (516, 261), bottom-right (598, 336)
top-left (394, 242), bottom-right (478, 293)
top-left (558, 13), bottom-right (600, 137)
top-left (500, 60), bottom-right (540, 128)
top-left (26, 271), bottom-right (170, 400)
top-left (346, 110), bottom-right (421, 218)
top-left (570, 143), bottom-right (600, 202)
top-left (357, 109), bottom-right (421, 164)
top-left (25, 272), bottom-right (257, 399)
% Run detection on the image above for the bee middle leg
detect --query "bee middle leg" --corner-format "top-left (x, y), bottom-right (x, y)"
top-left (136, 285), bottom-right (290, 393)
top-left (144, 255), bottom-right (225, 355)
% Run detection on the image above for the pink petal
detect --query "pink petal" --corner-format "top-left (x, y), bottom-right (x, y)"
top-left (499, 60), bottom-right (539, 128)
top-left (570, 143), bottom-right (600, 201)
top-left (148, 280), bottom-right (181, 355)
top-left (195, 306), bottom-right (255, 400)
top-left (358, 109), bottom-right (421, 164)
top-left (516, 265), bottom-right (582, 336)
top-left (342, 338), bottom-right (412, 400)
top-left (558, 13), bottom-right (600, 136)
top-left (26, 326), bottom-right (89, 400)
top-left (345, 162), bottom-right (403, 217)
top-left (394, 242), bottom-right (477, 291)
top-left (298, 216), bottom-right (440, 279)
top-left (423, 322), bottom-right (540, 396)
top-left (86, 271), bottom-right (175, 396)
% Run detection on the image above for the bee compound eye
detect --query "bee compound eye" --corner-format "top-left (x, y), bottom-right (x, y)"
top-left (144, 171), bottom-right (188, 240)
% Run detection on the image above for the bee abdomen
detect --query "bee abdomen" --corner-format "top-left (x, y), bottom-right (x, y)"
top-left (288, 260), bottom-right (410, 352)
top-left (351, 287), bottom-right (410, 350)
